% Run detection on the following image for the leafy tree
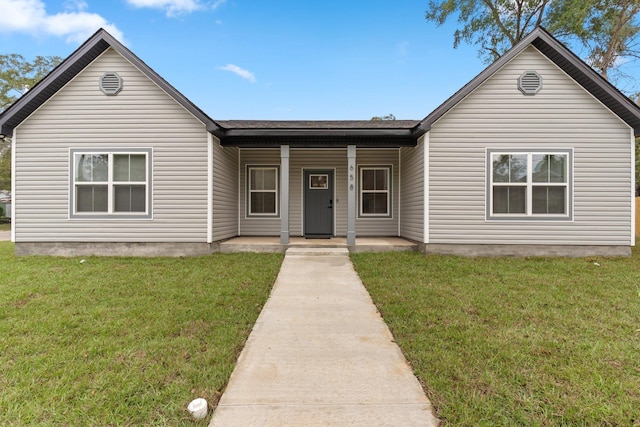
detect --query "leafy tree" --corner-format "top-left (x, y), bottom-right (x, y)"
top-left (425, 0), bottom-right (640, 86)
top-left (548, 0), bottom-right (640, 82)
top-left (0, 54), bottom-right (61, 111)
top-left (0, 137), bottom-right (9, 192)
top-left (425, 0), bottom-right (551, 63)
top-left (371, 113), bottom-right (396, 121)
top-left (0, 54), bottom-right (61, 191)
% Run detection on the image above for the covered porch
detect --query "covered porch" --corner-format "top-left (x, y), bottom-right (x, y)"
top-left (214, 119), bottom-right (426, 246)
top-left (219, 236), bottom-right (418, 253)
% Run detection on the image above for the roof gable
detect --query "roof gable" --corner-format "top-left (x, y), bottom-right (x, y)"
top-left (0, 28), bottom-right (220, 137)
top-left (415, 27), bottom-right (640, 136)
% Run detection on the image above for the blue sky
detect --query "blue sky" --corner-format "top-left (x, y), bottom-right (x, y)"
top-left (0, 0), bottom-right (488, 120)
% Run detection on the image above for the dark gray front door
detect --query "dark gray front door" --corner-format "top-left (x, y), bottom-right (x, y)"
top-left (304, 170), bottom-right (333, 238)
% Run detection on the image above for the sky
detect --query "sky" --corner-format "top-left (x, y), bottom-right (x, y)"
top-left (0, 0), bottom-right (490, 120)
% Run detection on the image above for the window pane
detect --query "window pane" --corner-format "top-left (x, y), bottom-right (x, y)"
top-left (493, 186), bottom-right (526, 214)
top-left (114, 185), bottom-right (146, 212)
top-left (362, 169), bottom-right (374, 190)
top-left (76, 185), bottom-right (108, 212)
top-left (250, 168), bottom-right (277, 191)
top-left (510, 155), bottom-right (527, 182)
top-left (251, 192), bottom-right (276, 214)
top-left (76, 154), bottom-right (108, 182)
top-left (362, 193), bottom-right (388, 215)
top-left (263, 169), bottom-right (276, 190)
top-left (532, 154), bottom-right (549, 183)
top-left (130, 155), bottom-right (146, 181)
top-left (375, 169), bottom-right (388, 190)
top-left (492, 155), bottom-right (510, 182)
top-left (532, 186), bottom-right (566, 214)
top-left (549, 155), bottom-right (566, 183)
top-left (113, 154), bottom-right (129, 181)
top-left (493, 154), bottom-right (526, 183)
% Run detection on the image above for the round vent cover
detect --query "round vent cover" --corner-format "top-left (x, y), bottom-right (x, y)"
top-left (100, 72), bottom-right (123, 95)
top-left (518, 71), bottom-right (542, 95)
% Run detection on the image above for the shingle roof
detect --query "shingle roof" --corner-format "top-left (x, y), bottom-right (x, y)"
top-left (216, 120), bottom-right (420, 129)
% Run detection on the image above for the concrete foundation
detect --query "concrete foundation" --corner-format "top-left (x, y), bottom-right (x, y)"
top-left (422, 243), bottom-right (632, 257)
top-left (14, 242), bottom-right (219, 257)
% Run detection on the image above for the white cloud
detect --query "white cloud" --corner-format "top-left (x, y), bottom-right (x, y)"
top-left (126, 0), bottom-right (226, 17)
top-left (0, 0), bottom-right (124, 43)
top-left (219, 64), bottom-right (256, 83)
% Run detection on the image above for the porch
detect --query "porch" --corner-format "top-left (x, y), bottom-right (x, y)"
top-left (219, 236), bottom-right (418, 253)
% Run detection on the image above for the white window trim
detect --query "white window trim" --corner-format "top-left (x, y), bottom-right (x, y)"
top-left (487, 149), bottom-right (573, 221)
top-left (247, 166), bottom-right (279, 217)
top-left (358, 165), bottom-right (392, 218)
top-left (69, 148), bottom-right (152, 219)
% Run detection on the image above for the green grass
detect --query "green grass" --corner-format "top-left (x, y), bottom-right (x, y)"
top-left (0, 223), bottom-right (10, 231)
top-left (352, 250), bottom-right (640, 426)
top-left (0, 242), bottom-right (283, 426)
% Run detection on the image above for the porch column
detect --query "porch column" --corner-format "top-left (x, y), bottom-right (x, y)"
top-left (347, 145), bottom-right (356, 245)
top-left (280, 145), bottom-right (290, 244)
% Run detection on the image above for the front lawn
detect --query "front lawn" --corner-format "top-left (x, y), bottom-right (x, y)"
top-left (0, 223), bottom-right (10, 231)
top-left (0, 242), bottom-right (283, 425)
top-left (352, 250), bottom-right (640, 426)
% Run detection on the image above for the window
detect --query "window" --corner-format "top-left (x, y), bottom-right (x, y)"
top-left (248, 166), bottom-right (278, 216)
top-left (488, 150), bottom-right (571, 219)
top-left (70, 149), bottom-right (151, 218)
top-left (359, 166), bottom-right (391, 217)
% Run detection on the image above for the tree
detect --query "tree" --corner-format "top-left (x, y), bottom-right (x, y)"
top-left (425, 0), bottom-right (551, 63)
top-left (0, 138), bottom-right (9, 192)
top-left (547, 0), bottom-right (640, 82)
top-left (425, 0), bottom-right (640, 86)
top-left (371, 113), bottom-right (396, 121)
top-left (0, 54), bottom-right (62, 111)
top-left (0, 54), bottom-right (61, 191)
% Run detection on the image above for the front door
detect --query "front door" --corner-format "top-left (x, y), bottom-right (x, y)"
top-left (304, 170), bottom-right (334, 238)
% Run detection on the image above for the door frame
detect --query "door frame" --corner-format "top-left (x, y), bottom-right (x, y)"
top-left (302, 167), bottom-right (336, 237)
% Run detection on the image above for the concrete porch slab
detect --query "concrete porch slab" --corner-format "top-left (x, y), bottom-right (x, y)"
top-left (219, 237), bottom-right (417, 253)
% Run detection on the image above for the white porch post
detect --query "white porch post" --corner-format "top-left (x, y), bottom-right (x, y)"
top-left (347, 145), bottom-right (356, 245)
top-left (280, 145), bottom-right (290, 244)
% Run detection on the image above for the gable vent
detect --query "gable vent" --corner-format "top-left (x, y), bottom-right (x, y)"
top-left (100, 72), bottom-right (123, 95)
top-left (518, 71), bottom-right (542, 95)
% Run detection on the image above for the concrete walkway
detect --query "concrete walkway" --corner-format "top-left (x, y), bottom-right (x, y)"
top-left (209, 248), bottom-right (439, 427)
top-left (0, 230), bottom-right (10, 241)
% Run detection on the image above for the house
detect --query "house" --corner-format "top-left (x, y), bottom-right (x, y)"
top-left (1, 27), bottom-right (639, 257)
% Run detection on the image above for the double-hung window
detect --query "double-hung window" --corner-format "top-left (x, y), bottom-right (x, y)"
top-left (359, 166), bottom-right (391, 217)
top-left (71, 149), bottom-right (151, 218)
top-left (248, 166), bottom-right (278, 216)
top-left (488, 149), bottom-right (571, 220)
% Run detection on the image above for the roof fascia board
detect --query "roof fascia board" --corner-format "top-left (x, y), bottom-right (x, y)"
top-left (222, 128), bottom-right (414, 137)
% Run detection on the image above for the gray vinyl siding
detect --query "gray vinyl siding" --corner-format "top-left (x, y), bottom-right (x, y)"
top-left (290, 149), bottom-right (347, 236)
top-left (400, 136), bottom-right (425, 242)
top-left (428, 46), bottom-right (633, 245)
top-left (212, 139), bottom-right (239, 241)
top-left (13, 48), bottom-right (209, 242)
top-left (239, 148), bottom-right (281, 236)
top-left (356, 149), bottom-right (400, 236)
